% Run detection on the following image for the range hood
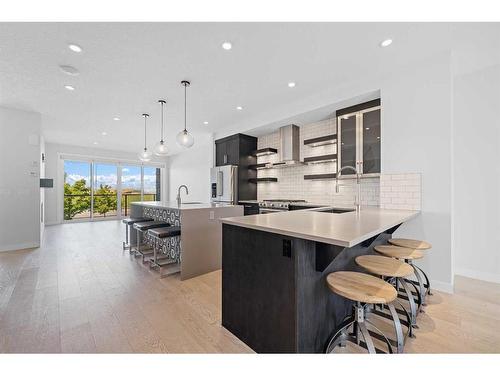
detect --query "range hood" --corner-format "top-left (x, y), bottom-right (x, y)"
top-left (277, 124), bottom-right (302, 166)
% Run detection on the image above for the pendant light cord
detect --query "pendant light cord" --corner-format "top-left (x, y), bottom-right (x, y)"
top-left (160, 101), bottom-right (164, 142)
top-left (143, 114), bottom-right (147, 151)
top-left (184, 83), bottom-right (187, 132)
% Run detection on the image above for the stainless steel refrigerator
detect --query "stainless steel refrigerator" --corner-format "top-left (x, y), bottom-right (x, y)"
top-left (210, 165), bottom-right (238, 203)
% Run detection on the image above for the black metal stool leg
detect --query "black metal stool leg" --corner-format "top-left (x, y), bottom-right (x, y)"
top-left (325, 317), bottom-right (355, 353)
top-left (399, 278), bottom-right (418, 329)
top-left (365, 320), bottom-right (393, 354)
top-left (358, 321), bottom-right (376, 354)
top-left (413, 264), bottom-right (433, 296)
top-left (409, 263), bottom-right (427, 307)
top-left (387, 303), bottom-right (404, 353)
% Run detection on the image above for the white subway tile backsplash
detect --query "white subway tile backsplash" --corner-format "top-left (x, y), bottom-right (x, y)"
top-left (256, 118), bottom-right (379, 206)
top-left (379, 173), bottom-right (421, 210)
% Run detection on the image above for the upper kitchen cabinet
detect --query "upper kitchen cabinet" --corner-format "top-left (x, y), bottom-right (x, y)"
top-left (337, 99), bottom-right (381, 176)
top-left (215, 134), bottom-right (258, 201)
top-left (215, 134), bottom-right (256, 167)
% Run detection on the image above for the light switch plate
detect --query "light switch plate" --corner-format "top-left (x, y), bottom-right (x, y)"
top-left (209, 211), bottom-right (215, 220)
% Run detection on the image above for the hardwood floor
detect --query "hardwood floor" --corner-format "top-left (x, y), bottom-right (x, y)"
top-left (1, 220), bottom-right (499, 353)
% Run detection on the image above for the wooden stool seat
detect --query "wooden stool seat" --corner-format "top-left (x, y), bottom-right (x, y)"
top-left (374, 245), bottom-right (424, 260)
top-left (355, 255), bottom-right (414, 278)
top-left (388, 238), bottom-right (431, 250)
top-left (326, 271), bottom-right (397, 304)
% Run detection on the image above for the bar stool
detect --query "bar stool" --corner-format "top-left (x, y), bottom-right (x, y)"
top-left (374, 245), bottom-right (425, 311)
top-left (122, 217), bottom-right (153, 250)
top-left (388, 238), bottom-right (432, 299)
top-left (148, 226), bottom-right (182, 278)
top-left (132, 220), bottom-right (170, 262)
top-left (355, 255), bottom-right (417, 346)
top-left (325, 271), bottom-right (402, 354)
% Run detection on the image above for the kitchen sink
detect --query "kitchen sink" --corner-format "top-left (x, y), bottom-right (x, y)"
top-left (313, 207), bottom-right (355, 214)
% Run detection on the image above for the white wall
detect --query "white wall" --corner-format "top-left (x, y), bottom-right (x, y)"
top-left (380, 53), bottom-right (453, 292)
top-left (0, 106), bottom-right (42, 251)
top-left (44, 142), bottom-right (167, 225)
top-left (453, 63), bottom-right (500, 283)
top-left (167, 134), bottom-right (213, 203)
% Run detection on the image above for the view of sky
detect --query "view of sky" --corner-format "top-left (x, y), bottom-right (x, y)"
top-left (64, 161), bottom-right (158, 192)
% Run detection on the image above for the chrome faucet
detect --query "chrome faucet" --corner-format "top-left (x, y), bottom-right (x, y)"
top-left (335, 165), bottom-right (362, 213)
top-left (177, 185), bottom-right (189, 206)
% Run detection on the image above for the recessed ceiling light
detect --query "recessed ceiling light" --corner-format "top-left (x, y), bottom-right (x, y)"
top-left (380, 39), bottom-right (393, 47)
top-left (377, 136), bottom-right (380, 140)
top-left (365, 127), bottom-right (370, 130)
top-left (68, 44), bottom-right (83, 53)
top-left (288, 82), bottom-right (296, 88)
top-left (64, 85), bottom-right (75, 91)
top-left (113, 117), bottom-right (120, 121)
top-left (93, 141), bottom-right (98, 145)
top-left (59, 65), bottom-right (80, 76)
top-left (236, 106), bottom-right (243, 110)
top-left (102, 132), bottom-right (107, 136)
top-left (222, 42), bottom-right (232, 50)
top-left (203, 121), bottom-right (209, 125)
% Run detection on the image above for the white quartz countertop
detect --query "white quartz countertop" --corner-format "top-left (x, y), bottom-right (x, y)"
top-left (131, 201), bottom-right (239, 210)
top-left (220, 206), bottom-right (419, 247)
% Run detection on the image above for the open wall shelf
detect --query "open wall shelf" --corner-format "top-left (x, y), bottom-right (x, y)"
top-left (303, 134), bottom-right (337, 147)
top-left (252, 148), bottom-right (278, 157)
top-left (304, 173), bottom-right (337, 180)
top-left (248, 177), bottom-right (278, 183)
top-left (303, 153), bottom-right (337, 164)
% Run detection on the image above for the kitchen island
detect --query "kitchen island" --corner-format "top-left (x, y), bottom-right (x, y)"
top-left (220, 207), bottom-right (419, 353)
top-left (131, 201), bottom-right (243, 280)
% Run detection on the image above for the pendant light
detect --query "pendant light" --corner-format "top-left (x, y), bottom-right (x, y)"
top-left (176, 80), bottom-right (194, 148)
top-left (154, 99), bottom-right (168, 156)
top-left (138, 113), bottom-right (153, 162)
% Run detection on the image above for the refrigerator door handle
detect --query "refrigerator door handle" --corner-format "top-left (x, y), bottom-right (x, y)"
top-left (217, 171), bottom-right (223, 196)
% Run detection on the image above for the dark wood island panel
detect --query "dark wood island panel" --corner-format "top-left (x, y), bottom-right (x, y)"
top-left (221, 223), bottom-right (401, 353)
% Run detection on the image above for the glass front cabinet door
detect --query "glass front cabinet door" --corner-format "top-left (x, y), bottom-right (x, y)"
top-left (338, 102), bottom-right (381, 176)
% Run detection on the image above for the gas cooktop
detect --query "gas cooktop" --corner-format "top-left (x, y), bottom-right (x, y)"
top-left (259, 199), bottom-right (307, 210)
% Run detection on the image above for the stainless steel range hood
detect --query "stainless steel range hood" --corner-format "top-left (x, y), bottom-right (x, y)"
top-left (277, 124), bottom-right (302, 166)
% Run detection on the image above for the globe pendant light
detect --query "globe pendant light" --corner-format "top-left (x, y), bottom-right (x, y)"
top-left (154, 99), bottom-right (169, 156)
top-left (176, 80), bottom-right (194, 148)
top-left (138, 113), bottom-right (153, 162)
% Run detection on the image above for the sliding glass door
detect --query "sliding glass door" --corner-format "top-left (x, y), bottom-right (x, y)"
top-left (63, 160), bottom-right (92, 220)
top-left (63, 159), bottom-right (162, 222)
top-left (93, 163), bottom-right (118, 219)
top-left (121, 165), bottom-right (142, 217)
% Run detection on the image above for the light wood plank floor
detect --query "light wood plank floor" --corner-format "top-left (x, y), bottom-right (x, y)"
top-left (1, 220), bottom-right (499, 353)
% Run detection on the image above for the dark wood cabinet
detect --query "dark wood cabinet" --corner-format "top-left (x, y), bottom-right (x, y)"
top-left (215, 135), bottom-right (241, 166)
top-left (215, 134), bottom-right (258, 201)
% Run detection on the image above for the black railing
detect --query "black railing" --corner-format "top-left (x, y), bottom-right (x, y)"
top-left (63, 193), bottom-right (156, 219)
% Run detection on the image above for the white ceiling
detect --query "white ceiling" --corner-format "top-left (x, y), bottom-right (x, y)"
top-left (0, 23), bottom-right (498, 155)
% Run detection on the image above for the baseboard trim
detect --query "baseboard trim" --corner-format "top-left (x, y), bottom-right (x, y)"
top-left (45, 221), bottom-right (61, 226)
top-left (455, 267), bottom-right (500, 285)
top-left (430, 279), bottom-right (454, 294)
top-left (0, 242), bottom-right (40, 252)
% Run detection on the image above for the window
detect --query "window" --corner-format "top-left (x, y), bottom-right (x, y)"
top-left (63, 158), bottom-right (163, 221)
